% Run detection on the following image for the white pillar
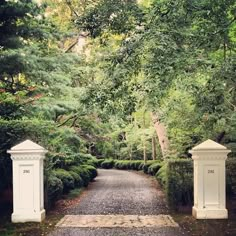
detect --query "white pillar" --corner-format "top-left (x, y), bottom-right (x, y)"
top-left (189, 139), bottom-right (231, 219)
top-left (7, 140), bottom-right (47, 223)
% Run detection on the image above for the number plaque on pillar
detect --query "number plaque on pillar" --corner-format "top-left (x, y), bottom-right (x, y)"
top-left (189, 139), bottom-right (231, 219)
top-left (7, 140), bottom-right (47, 223)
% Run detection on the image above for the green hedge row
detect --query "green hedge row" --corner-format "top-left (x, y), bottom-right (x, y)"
top-left (98, 159), bottom-right (163, 175)
top-left (156, 158), bottom-right (236, 210)
top-left (46, 163), bottom-right (97, 207)
top-left (156, 159), bottom-right (193, 210)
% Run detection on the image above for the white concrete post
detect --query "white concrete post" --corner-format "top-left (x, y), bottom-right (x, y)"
top-left (189, 139), bottom-right (231, 219)
top-left (7, 140), bottom-right (47, 223)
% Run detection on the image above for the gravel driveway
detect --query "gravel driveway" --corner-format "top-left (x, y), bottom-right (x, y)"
top-left (49, 169), bottom-right (186, 236)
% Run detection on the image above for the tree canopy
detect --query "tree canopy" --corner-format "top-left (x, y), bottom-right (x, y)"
top-left (0, 0), bottom-right (235, 185)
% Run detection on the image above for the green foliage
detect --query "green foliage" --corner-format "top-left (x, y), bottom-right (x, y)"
top-left (86, 157), bottom-right (99, 167)
top-left (226, 159), bottom-right (236, 196)
top-left (147, 162), bottom-right (162, 175)
top-left (77, 0), bottom-right (236, 157)
top-left (165, 159), bottom-right (193, 209)
top-left (0, 119), bottom-right (54, 190)
top-left (52, 169), bottom-right (75, 193)
top-left (82, 165), bottom-right (98, 180)
top-left (1, 0), bottom-right (236, 210)
top-left (156, 159), bottom-right (193, 209)
top-left (139, 160), bottom-right (157, 174)
top-left (69, 166), bottom-right (90, 187)
top-left (0, 0), bottom-right (47, 49)
top-left (101, 159), bottom-right (115, 169)
top-left (96, 158), bottom-right (105, 167)
top-left (45, 174), bottom-right (63, 207)
top-left (68, 171), bottom-right (84, 188)
top-left (77, 0), bottom-right (143, 37)
top-left (155, 162), bottom-right (168, 188)
top-left (114, 160), bottom-right (130, 170)
top-left (155, 158), bottom-right (236, 210)
top-left (114, 160), bottom-right (144, 170)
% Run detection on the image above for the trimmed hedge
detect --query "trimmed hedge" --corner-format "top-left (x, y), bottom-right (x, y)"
top-left (114, 160), bottom-right (161, 172)
top-left (82, 164), bottom-right (98, 180)
top-left (100, 159), bottom-right (161, 173)
top-left (148, 162), bottom-right (163, 175)
top-left (114, 160), bottom-right (130, 170)
top-left (46, 174), bottom-right (63, 206)
top-left (68, 171), bottom-right (84, 187)
top-left (155, 158), bottom-right (236, 210)
top-left (96, 158), bottom-right (105, 167)
top-left (53, 169), bottom-right (75, 193)
top-left (69, 166), bottom-right (90, 187)
top-left (164, 159), bottom-right (193, 209)
top-left (139, 160), bottom-right (157, 174)
top-left (226, 159), bottom-right (236, 196)
top-left (101, 159), bottom-right (114, 169)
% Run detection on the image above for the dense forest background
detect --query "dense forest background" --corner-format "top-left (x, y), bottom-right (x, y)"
top-left (0, 0), bottom-right (235, 195)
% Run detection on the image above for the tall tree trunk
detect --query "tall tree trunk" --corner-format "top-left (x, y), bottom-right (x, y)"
top-left (129, 145), bottom-right (133, 160)
top-left (143, 110), bottom-right (147, 163)
top-left (143, 141), bottom-right (147, 163)
top-left (151, 112), bottom-right (169, 158)
top-left (152, 135), bottom-right (157, 160)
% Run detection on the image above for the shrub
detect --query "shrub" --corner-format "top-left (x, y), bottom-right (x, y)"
top-left (226, 158), bottom-right (236, 196)
top-left (53, 169), bottom-right (75, 193)
top-left (139, 160), bottom-right (156, 173)
top-left (101, 159), bottom-right (114, 169)
top-left (128, 160), bottom-right (144, 170)
top-left (69, 166), bottom-right (90, 187)
top-left (114, 160), bottom-right (129, 169)
top-left (156, 158), bottom-right (236, 210)
top-left (155, 162), bottom-right (168, 187)
top-left (82, 164), bottom-right (98, 180)
top-left (68, 171), bottom-right (84, 187)
top-left (96, 158), bottom-right (105, 167)
top-left (86, 157), bottom-right (99, 167)
top-left (132, 160), bottom-right (143, 170)
top-left (148, 162), bottom-right (163, 175)
top-left (0, 119), bottom-right (54, 191)
top-left (165, 159), bottom-right (193, 209)
top-left (77, 153), bottom-right (96, 165)
top-left (45, 174), bottom-right (63, 207)
top-left (114, 160), bottom-right (144, 170)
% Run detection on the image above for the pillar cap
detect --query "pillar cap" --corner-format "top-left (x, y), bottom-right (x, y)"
top-left (7, 139), bottom-right (47, 155)
top-left (192, 139), bottom-right (227, 151)
top-left (189, 139), bottom-right (231, 158)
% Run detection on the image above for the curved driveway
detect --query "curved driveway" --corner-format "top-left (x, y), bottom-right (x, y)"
top-left (50, 169), bottom-right (186, 236)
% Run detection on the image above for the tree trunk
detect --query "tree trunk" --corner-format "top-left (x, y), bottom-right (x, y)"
top-left (143, 111), bottom-right (147, 163)
top-left (143, 141), bottom-right (147, 163)
top-left (151, 112), bottom-right (169, 158)
top-left (129, 145), bottom-right (133, 160)
top-left (152, 135), bottom-right (157, 160)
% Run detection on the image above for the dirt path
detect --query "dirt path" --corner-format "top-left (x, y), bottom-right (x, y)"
top-left (49, 169), bottom-right (186, 236)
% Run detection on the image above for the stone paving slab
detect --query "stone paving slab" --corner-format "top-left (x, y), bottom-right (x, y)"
top-left (56, 214), bottom-right (179, 228)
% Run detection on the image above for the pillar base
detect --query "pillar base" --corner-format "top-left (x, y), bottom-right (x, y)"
top-left (192, 206), bottom-right (228, 219)
top-left (12, 209), bottom-right (46, 223)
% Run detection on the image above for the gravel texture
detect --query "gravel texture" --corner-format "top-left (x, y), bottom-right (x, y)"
top-left (67, 169), bottom-right (169, 215)
top-left (49, 169), bottom-right (187, 236)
